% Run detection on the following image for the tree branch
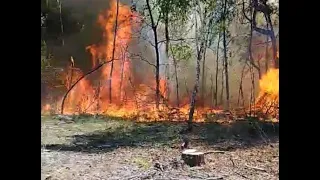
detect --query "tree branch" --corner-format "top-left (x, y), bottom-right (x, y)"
top-left (60, 59), bottom-right (116, 114)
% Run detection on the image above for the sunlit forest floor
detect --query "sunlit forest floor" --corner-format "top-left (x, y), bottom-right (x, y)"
top-left (41, 115), bottom-right (279, 180)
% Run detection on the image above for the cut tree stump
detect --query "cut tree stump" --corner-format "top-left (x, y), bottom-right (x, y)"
top-left (182, 149), bottom-right (205, 167)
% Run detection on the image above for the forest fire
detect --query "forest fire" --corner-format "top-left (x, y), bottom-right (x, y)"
top-left (41, 0), bottom-right (279, 122)
top-left (40, 0), bottom-right (212, 122)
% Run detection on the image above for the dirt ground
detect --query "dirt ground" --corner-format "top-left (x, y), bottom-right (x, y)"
top-left (41, 115), bottom-right (279, 180)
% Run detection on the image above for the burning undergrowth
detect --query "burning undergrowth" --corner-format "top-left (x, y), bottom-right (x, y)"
top-left (254, 68), bottom-right (279, 119)
top-left (41, 0), bottom-right (278, 122)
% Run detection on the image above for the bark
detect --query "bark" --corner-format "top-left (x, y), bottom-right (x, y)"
top-left (146, 0), bottom-right (161, 109)
top-left (249, 63), bottom-right (255, 115)
top-left (210, 74), bottom-right (215, 107)
top-left (187, 51), bottom-right (202, 131)
top-left (188, 10), bottom-right (205, 131)
top-left (170, 47), bottom-right (180, 107)
top-left (222, 0), bottom-right (230, 110)
top-left (119, 53), bottom-right (125, 104)
top-left (220, 66), bottom-right (224, 105)
top-left (57, 0), bottom-right (64, 46)
top-left (201, 50), bottom-right (207, 107)
top-left (165, 11), bottom-right (170, 102)
top-left (96, 80), bottom-right (101, 111)
top-left (265, 23), bottom-right (269, 73)
top-left (244, 0), bottom-right (278, 68)
top-left (215, 33), bottom-right (221, 107)
top-left (237, 64), bottom-right (246, 107)
top-left (201, 25), bottom-right (211, 107)
top-left (108, 0), bottom-right (120, 104)
top-left (182, 149), bottom-right (205, 167)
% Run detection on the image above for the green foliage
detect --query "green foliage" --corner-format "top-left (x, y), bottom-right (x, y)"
top-left (156, 0), bottom-right (191, 23)
top-left (170, 43), bottom-right (192, 62)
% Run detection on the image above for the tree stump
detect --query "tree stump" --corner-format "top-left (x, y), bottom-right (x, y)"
top-left (182, 149), bottom-right (205, 167)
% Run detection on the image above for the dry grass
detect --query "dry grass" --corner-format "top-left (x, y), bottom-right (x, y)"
top-left (41, 115), bottom-right (278, 180)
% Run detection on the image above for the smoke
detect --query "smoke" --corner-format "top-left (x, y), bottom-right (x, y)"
top-left (44, 0), bottom-right (278, 110)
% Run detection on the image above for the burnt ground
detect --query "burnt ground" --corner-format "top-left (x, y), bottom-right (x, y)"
top-left (41, 115), bottom-right (279, 180)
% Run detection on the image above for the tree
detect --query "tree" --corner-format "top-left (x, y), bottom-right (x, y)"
top-left (108, 0), bottom-right (120, 103)
top-left (242, 0), bottom-right (278, 69)
top-left (41, 0), bottom-right (83, 45)
top-left (170, 43), bottom-right (192, 107)
top-left (222, 0), bottom-right (230, 110)
top-left (145, 0), bottom-right (162, 109)
top-left (188, 0), bottom-right (213, 131)
top-left (142, 0), bottom-right (191, 109)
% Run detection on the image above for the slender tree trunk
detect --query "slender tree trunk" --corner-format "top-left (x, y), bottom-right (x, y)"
top-left (165, 11), bottom-right (170, 102)
top-left (215, 33), bottom-right (221, 107)
top-left (171, 47), bottom-right (180, 107)
top-left (237, 64), bottom-right (246, 107)
top-left (188, 9), bottom-right (205, 131)
top-left (249, 63), bottom-right (255, 116)
top-left (220, 60), bottom-right (224, 105)
top-left (265, 15), bottom-right (278, 68)
top-left (175, 65), bottom-right (179, 107)
top-left (265, 23), bottom-right (269, 73)
top-left (201, 50), bottom-right (207, 107)
top-left (57, 0), bottom-right (64, 46)
top-left (201, 25), bottom-right (211, 107)
top-left (108, 0), bottom-right (120, 104)
top-left (96, 80), bottom-right (101, 112)
top-left (188, 43), bottom-right (204, 131)
top-left (146, 0), bottom-right (161, 109)
top-left (119, 52), bottom-right (125, 104)
top-left (222, 0), bottom-right (230, 110)
top-left (210, 74), bottom-right (215, 107)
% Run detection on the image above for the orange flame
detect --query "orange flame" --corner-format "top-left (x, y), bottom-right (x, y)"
top-left (255, 68), bottom-right (279, 118)
top-left (44, 0), bottom-right (215, 122)
top-left (40, 0), bottom-right (250, 122)
top-left (41, 1), bottom-right (279, 122)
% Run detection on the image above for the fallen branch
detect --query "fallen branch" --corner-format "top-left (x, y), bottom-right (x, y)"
top-left (245, 164), bottom-right (267, 172)
top-left (206, 177), bottom-right (224, 180)
top-left (204, 150), bottom-right (226, 154)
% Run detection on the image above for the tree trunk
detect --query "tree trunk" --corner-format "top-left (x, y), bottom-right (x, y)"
top-left (171, 47), bottom-right (180, 107)
top-left (119, 52), bottom-right (125, 104)
top-left (249, 63), bottom-right (255, 116)
top-left (215, 33), bottom-right (221, 107)
top-left (96, 80), bottom-right (101, 112)
top-left (237, 64), bottom-right (246, 107)
top-left (108, 0), bottom-right (120, 104)
top-left (265, 23), bottom-right (269, 73)
top-left (188, 10), bottom-right (202, 131)
top-left (57, 0), bottom-right (64, 46)
top-left (201, 25), bottom-right (211, 107)
top-left (265, 15), bottom-right (278, 68)
top-left (250, 0), bottom-right (278, 68)
top-left (210, 74), bottom-right (215, 107)
top-left (165, 11), bottom-right (170, 102)
top-left (146, 0), bottom-right (160, 110)
top-left (201, 49), bottom-right (207, 107)
top-left (222, 0), bottom-right (230, 110)
top-left (188, 29), bottom-right (205, 132)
